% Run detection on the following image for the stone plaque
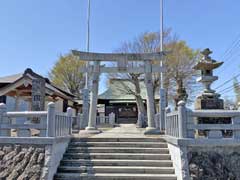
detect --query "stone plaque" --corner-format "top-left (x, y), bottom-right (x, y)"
top-left (32, 78), bottom-right (45, 111)
top-left (117, 59), bottom-right (127, 71)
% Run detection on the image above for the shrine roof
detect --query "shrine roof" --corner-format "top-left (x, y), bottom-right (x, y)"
top-left (98, 79), bottom-right (159, 100)
top-left (0, 68), bottom-right (75, 100)
top-left (0, 73), bottom-right (23, 84)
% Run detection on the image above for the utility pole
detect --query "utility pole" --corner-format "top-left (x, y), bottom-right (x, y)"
top-left (82, 0), bottom-right (91, 130)
top-left (159, 0), bottom-right (166, 131)
top-left (85, 0), bottom-right (91, 89)
top-left (160, 0), bottom-right (164, 89)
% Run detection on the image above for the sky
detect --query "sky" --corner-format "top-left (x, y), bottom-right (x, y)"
top-left (0, 0), bottom-right (239, 98)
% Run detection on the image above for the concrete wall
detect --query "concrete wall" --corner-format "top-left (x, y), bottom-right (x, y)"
top-left (188, 145), bottom-right (240, 180)
top-left (0, 137), bottom-right (70, 180)
top-left (0, 144), bottom-right (45, 179)
top-left (43, 137), bottom-right (70, 180)
top-left (168, 143), bottom-right (189, 180)
top-left (168, 143), bottom-right (183, 180)
top-left (165, 137), bottom-right (240, 180)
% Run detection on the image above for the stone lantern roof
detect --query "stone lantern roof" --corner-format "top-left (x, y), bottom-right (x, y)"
top-left (193, 48), bottom-right (223, 70)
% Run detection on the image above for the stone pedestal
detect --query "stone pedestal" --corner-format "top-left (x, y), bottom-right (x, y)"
top-left (144, 127), bottom-right (161, 135)
top-left (195, 95), bottom-right (224, 110)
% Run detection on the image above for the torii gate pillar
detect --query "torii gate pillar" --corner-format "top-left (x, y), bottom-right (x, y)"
top-left (144, 60), bottom-right (160, 135)
top-left (85, 61), bottom-right (102, 134)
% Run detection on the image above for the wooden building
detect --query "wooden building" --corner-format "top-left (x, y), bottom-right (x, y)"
top-left (98, 79), bottom-right (159, 124)
top-left (0, 68), bottom-right (80, 114)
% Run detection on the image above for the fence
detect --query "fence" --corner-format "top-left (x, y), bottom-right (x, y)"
top-left (0, 102), bottom-right (73, 137)
top-left (165, 101), bottom-right (240, 139)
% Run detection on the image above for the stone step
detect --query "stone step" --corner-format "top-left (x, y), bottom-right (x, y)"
top-left (71, 138), bottom-right (166, 143)
top-left (60, 159), bottom-right (173, 167)
top-left (57, 166), bottom-right (175, 174)
top-left (63, 153), bottom-right (171, 160)
top-left (69, 142), bottom-right (168, 148)
top-left (54, 173), bottom-right (177, 180)
top-left (66, 147), bottom-right (169, 154)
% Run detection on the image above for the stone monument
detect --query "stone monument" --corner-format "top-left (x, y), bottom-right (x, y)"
top-left (194, 48), bottom-right (224, 110)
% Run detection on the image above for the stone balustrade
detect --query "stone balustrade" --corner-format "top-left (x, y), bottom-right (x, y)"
top-left (165, 101), bottom-right (240, 139)
top-left (0, 102), bottom-right (74, 138)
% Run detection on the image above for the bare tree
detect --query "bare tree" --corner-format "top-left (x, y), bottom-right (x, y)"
top-left (110, 30), bottom-right (199, 115)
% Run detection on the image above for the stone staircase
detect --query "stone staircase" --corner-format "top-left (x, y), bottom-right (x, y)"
top-left (54, 138), bottom-right (177, 180)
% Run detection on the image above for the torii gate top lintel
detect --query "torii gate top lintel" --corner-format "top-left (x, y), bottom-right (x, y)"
top-left (72, 50), bottom-right (167, 62)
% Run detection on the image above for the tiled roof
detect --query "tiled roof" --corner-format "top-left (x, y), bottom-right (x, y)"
top-left (99, 79), bottom-right (159, 100)
top-left (0, 73), bottom-right (23, 83)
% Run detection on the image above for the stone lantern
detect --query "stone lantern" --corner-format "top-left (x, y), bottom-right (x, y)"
top-left (193, 48), bottom-right (224, 110)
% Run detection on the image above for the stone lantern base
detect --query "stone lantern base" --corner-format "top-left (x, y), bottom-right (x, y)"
top-left (195, 94), bottom-right (224, 110)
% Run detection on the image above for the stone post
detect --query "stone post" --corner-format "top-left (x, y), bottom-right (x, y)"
top-left (165, 107), bottom-right (171, 135)
top-left (99, 114), bottom-right (105, 124)
top-left (47, 102), bottom-right (56, 137)
top-left (186, 109), bottom-right (195, 138)
top-left (82, 88), bottom-right (89, 129)
top-left (109, 112), bottom-right (115, 125)
top-left (86, 61), bottom-right (101, 133)
top-left (67, 107), bottom-right (73, 135)
top-left (159, 88), bottom-right (166, 131)
top-left (76, 113), bottom-right (82, 130)
top-left (0, 103), bottom-right (10, 136)
top-left (39, 113), bottom-right (47, 137)
top-left (137, 112), bottom-right (145, 128)
top-left (178, 101), bottom-right (187, 138)
top-left (144, 60), bottom-right (160, 134)
top-left (233, 114), bottom-right (240, 139)
top-left (154, 113), bottom-right (160, 129)
top-left (233, 104), bottom-right (240, 139)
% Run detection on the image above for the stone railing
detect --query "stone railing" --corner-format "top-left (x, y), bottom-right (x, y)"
top-left (0, 102), bottom-right (73, 137)
top-left (165, 101), bottom-right (240, 139)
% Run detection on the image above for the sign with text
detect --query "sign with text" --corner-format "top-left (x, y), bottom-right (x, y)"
top-left (32, 78), bottom-right (45, 111)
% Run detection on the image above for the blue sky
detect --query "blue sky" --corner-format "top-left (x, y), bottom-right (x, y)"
top-left (0, 0), bottom-right (239, 98)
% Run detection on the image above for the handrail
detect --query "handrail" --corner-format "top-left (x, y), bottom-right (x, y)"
top-left (6, 111), bottom-right (47, 117)
top-left (0, 102), bottom-right (73, 138)
top-left (165, 101), bottom-right (240, 139)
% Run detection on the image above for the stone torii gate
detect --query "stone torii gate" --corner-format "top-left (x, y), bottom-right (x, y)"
top-left (72, 50), bottom-right (166, 134)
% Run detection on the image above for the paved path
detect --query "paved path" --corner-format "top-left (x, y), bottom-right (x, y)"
top-left (92, 124), bottom-right (146, 138)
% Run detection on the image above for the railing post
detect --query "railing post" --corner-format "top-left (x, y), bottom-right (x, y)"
top-left (47, 102), bottom-right (56, 137)
top-left (67, 107), bottom-right (73, 135)
top-left (178, 101), bottom-right (187, 138)
top-left (0, 103), bottom-right (10, 137)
